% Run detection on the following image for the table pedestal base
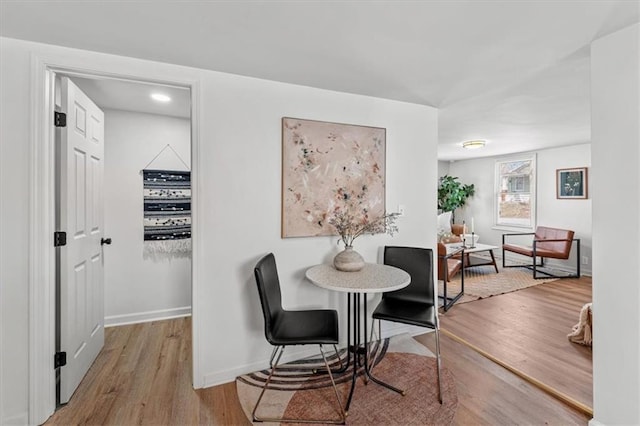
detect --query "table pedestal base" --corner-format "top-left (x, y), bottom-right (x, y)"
top-left (343, 293), bottom-right (405, 413)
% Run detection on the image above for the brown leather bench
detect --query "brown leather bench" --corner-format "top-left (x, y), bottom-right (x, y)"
top-left (502, 226), bottom-right (580, 279)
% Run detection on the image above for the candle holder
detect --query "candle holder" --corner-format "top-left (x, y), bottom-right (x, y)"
top-left (469, 232), bottom-right (476, 248)
top-left (461, 221), bottom-right (467, 248)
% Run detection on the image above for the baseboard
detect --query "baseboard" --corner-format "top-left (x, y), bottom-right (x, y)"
top-left (202, 346), bottom-right (321, 388)
top-left (104, 306), bottom-right (191, 327)
top-left (1, 412), bottom-right (29, 425)
top-left (381, 321), bottom-right (428, 338)
top-left (497, 252), bottom-right (592, 277)
top-left (200, 324), bottom-right (427, 388)
top-left (588, 419), bottom-right (603, 426)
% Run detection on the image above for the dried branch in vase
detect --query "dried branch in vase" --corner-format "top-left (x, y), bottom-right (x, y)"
top-left (328, 210), bottom-right (400, 248)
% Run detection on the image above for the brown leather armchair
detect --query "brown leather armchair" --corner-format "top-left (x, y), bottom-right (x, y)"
top-left (502, 226), bottom-right (580, 279)
top-left (437, 243), bottom-right (464, 311)
top-left (439, 224), bottom-right (465, 244)
top-left (451, 224), bottom-right (466, 238)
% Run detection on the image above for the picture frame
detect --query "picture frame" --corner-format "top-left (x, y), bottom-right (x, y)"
top-left (556, 167), bottom-right (588, 199)
top-left (281, 117), bottom-right (386, 238)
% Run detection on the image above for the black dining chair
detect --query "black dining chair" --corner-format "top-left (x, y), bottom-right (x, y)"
top-left (252, 253), bottom-right (346, 424)
top-left (370, 246), bottom-right (443, 404)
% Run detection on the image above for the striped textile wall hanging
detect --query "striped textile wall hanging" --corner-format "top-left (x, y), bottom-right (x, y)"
top-left (143, 169), bottom-right (191, 255)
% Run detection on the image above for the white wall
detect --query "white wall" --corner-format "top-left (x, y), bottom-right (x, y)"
top-left (197, 63), bottom-right (437, 387)
top-left (591, 23), bottom-right (640, 426)
top-left (0, 38), bottom-right (32, 426)
top-left (447, 143), bottom-right (592, 275)
top-left (0, 37), bottom-right (438, 424)
top-left (102, 109), bottom-right (191, 326)
top-left (437, 160), bottom-right (450, 179)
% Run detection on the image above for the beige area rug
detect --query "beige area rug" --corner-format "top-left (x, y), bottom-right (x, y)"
top-left (236, 333), bottom-right (458, 425)
top-left (440, 258), bottom-right (559, 306)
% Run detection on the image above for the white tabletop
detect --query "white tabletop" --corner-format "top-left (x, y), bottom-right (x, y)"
top-left (445, 242), bottom-right (498, 254)
top-left (305, 263), bottom-right (411, 294)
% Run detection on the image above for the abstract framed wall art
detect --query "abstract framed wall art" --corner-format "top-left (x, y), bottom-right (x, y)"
top-left (556, 167), bottom-right (588, 199)
top-left (281, 117), bottom-right (386, 238)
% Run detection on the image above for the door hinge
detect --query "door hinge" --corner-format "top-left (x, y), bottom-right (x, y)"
top-left (54, 352), bottom-right (67, 369)
top-left (54, 231), bottom-right (67, 247)
top-left (54, 111), bottom-right (67, 127)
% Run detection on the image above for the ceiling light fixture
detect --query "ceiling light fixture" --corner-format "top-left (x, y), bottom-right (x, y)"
top-left (151, 93), bottom-right (171, 103)
top-left (462, 140), bottom-right (486, 149)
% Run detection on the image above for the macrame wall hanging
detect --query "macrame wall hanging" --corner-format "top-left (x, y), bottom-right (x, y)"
top-left (141, 144), bottom-right (191, 257)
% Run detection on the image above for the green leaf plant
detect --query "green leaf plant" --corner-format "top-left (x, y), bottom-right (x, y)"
top-left (438, 175), bottom-right (475, 223)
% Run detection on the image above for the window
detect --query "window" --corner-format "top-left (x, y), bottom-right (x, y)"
top-left (495, 155), bottom-right (536, 229)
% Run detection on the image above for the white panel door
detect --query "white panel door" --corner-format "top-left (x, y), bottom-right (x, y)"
top-left (59, 76), bottom-right (105, 404)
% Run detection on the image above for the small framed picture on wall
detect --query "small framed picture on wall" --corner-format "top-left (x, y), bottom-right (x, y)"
top-left (556, 167), bottom-right (588, 199)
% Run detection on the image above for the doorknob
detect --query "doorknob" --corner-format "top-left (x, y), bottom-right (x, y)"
top-left (101, 237), bottom-right (112, 246)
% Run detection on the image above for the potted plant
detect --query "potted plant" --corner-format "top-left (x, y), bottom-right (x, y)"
top-left (438, 175), bottom-right (475, 223)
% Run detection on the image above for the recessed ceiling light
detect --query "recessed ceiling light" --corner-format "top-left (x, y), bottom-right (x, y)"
top-left (462, 140), bottom-right (486, 149)
top-left (151, 93), bottom-right (171, 103)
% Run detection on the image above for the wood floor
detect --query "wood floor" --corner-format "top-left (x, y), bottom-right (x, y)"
top-left (47, 278), bottom-right (592, 425)
top-left (414, 333), bottom-right (589, 425)
top-left (46, 318), bottom-right (249, 426)
top-left (437, 276), bottom-right (593, 411)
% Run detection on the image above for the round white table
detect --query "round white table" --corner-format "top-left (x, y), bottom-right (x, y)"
top-left (305, 263), bottom-right (411, 412)
top-left (306, 263), bottom-right (411, 293)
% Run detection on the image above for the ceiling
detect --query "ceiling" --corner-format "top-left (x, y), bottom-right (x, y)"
top-left (70, 77), bottom-right (191, 119)
top-left (1, 1), bottom-right (638, 160)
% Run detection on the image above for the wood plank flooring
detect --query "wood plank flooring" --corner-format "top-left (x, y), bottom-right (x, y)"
top-left (437, 276), bottom-right (593, 410)
top-left (46, 318), bottom-right (249, 426)
top-left (47, 310), bottom-right (590, 425)
top-left (414, 332), bottom-right (589, 425)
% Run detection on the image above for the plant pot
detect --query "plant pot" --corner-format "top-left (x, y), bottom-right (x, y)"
top-left (333, 246), bottom-right (365, 272)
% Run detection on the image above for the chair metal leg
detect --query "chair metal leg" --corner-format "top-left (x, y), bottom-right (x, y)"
top-left (333, 344), bottom-right (344, 370)
top-left (434, 327), bottom-right (443, 404)
top-left (311, 343), bottom-right (345, 375)
top-left (252, 345), bottom-right (346, 424)
top-left (361, 297), bottom-right (405, 397)
top-left (319, 345), bottom-right (346, 423)
top-left (368, 318), bottom-right (382, 346)
top-left (268, 345), bottom-right (280, 367)
top-left (368, 319), bottom-right (376, 372)
top-left (367, 318), bottom-right (383, 372)
top-left (369, 318), bottom-right (377, 343)
top-left (252, 345), bottom-right (285, 422)
top-left (367, 321), bottom-right (443, 405)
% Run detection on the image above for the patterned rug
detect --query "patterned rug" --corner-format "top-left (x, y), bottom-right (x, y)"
top-left (439, 257), bottom-right (558, 306)
top-left (236, 333), bottom-right (458, 425)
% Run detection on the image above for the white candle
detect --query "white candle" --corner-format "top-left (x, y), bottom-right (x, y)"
top-left (471, 217), bottom-right (475, 233)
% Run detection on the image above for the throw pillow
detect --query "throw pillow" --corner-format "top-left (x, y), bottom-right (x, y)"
top-left (437, 211), bottom-right (452, 235)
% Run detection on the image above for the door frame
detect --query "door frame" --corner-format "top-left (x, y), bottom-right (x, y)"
top-left (29, 55), bottom-right (202, 424)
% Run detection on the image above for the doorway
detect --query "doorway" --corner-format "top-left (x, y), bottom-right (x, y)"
top-left (30, 59), bottom-right (200, 423)
top-left (54, 73), bottom-right (194, 405)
